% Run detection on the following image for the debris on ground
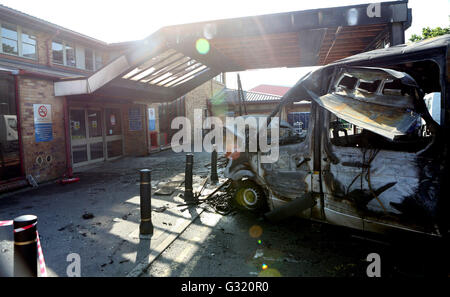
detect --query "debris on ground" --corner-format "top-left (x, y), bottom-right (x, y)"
top-left (121, 213), bottom-right (132, 220)
top-left (57, 222), bottom-right (73, 231)
top-left (154, 206), bottom-right (168, 213)
top-left (101, 259), bottom-right (114, 267)
top-left (154, 180), bottom-right (184, 195)
top-left (218, 156), bottom-right (229, 168)
top-left (82, 213), bottom-right (94, 220)
top-left (200, 181), bottom-right (235, 215)
top-left (150, 179), bottom-right (236, 216)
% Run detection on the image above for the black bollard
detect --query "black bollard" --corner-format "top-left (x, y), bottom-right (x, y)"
top-left (211, 145), bottom-right (218, 184)
top-left (13, 215), bottom-right (37, 277)
top-left (184, 153), bottom-right (195, 202)
top-left (139, 169), bottom-right (154, 236)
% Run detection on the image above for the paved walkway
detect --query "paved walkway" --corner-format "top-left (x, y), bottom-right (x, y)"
top-left (0, 150), bottom-right (220, 277)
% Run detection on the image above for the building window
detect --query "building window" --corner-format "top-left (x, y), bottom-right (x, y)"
top-left (213, 73), bottom-right (224, 84)
top-left (85, 49), bottom-right (103, 71)
top-left (51, 40), bottom-right (63, 64)
top-left (0, 22), bottom-right (36, 59)
top-left (95, 53), bottom-right (102, 70)
top-left (85, 48), bottom-right (94, 71)
top-left (21, 30), bottom-right (36, 59)
top-left (52, 40), bottom-right (76, 67)
top-left (65, 42), bottom-right (76, 67)
top-left (1, 23), bottom-right (18, 55)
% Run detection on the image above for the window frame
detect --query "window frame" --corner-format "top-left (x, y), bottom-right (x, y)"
top-left (52, 39), bottom-right (77, 67)
top-left (85, 48), bottom-right (94, 71)
top-left (0, 21), bottom-right (37, 60)
top-left (213, 73), bottom-right (224, 84)
top-left (84, 48), bottom-right (103, 71)
top-left (94, 52), bottom-right (102, 70)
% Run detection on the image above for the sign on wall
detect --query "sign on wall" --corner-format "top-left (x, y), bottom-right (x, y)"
top-left (148, 108), bottom-right (156, 131)
top-left (128, 107), bottom-right (142, 131)
top-left (33, 104), bottom-right (53, 142)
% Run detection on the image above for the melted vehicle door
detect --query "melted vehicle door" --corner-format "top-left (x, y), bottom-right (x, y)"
top-left (310, 67), bottom-right (441, 234)
top-left (260, 103), bottom-right (315, 218)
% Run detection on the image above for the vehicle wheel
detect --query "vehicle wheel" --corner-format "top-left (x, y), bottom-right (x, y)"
top-left (233, 180), bottom-right (266, 212)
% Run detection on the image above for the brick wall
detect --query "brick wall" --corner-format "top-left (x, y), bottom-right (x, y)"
top-left (185, 80), bottom-right (225, 136)
top-left (36, 31), bottom-right (52, 66)
top-left (18, 77), bottom-right (67, 183)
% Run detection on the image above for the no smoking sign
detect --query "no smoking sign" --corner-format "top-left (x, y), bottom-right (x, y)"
top-left (38, 105), bottom-right (47, 118)
top-left (33, 104), bottom-right (52, 142)
top-left (33, 104), bottom-right (51, 123)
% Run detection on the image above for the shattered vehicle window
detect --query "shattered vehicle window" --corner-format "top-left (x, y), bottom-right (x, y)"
top-left (326, 68), bottom-right (434, 153)
top-left (279, 121), bottom-right (305, 145)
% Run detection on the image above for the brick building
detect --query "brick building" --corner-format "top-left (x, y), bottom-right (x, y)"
top-left (0, 5), bottom-right (225, 191)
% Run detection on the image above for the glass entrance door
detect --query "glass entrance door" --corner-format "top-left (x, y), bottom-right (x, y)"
top-left (70, 108), bottom-right (106, 166)
top-left (105, 108), bottom-right (123, 159)
top-left (70, 109), bottom-right (88, 165)
top-left (87, 110), bottom-right (104, 161)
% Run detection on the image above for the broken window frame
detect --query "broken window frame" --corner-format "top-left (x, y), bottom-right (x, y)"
top-left (320, 66), bottom-right (441, 155)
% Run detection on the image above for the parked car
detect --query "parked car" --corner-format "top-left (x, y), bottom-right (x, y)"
top-left (225, 35), bottom-right (450, 238)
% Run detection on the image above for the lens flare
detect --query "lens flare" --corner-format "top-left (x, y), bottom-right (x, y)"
top-left (258, 268), bottom-right (282, 277)
top-left (262, 264), bottom-right (268, 270)
top-left (196, 38), bottom-right (210, 55)
top-left (258, 239), bottom-right (262, 245)
top-left (249, 225), bottom-right (263, 238)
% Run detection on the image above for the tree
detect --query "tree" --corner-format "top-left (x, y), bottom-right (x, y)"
top-left (409, 26), bottom-right (450, 42)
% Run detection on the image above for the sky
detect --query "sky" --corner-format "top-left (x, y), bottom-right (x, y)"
top-left (1, 0), bottom-right (448, 90)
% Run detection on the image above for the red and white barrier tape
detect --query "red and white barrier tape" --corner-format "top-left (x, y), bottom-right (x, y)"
top-left (36, 231), bottom-right (47, 277)
top-left (0, 220), bottom-right (13, 227)
top-left (14, 221), bottom-right (37, 233)
top-left (0, 219), bottom-right (47, 277)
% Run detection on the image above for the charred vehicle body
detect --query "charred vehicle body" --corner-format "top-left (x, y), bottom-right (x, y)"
top-left (225, 35), bottom-right (450, 237)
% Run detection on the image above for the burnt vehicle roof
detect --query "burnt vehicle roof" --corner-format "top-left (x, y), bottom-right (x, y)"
top-left (330, 34), bottom-right (450, 67)
top-left (277, 35), bottom-right (450, 117)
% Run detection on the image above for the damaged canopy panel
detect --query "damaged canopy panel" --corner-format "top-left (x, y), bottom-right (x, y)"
top-left (307, 67), bottom-right (421, 140)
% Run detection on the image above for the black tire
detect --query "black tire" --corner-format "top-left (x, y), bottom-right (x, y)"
top-left (233, 180), bottom-right (266, 212)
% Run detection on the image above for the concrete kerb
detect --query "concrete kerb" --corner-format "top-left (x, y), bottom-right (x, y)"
top-left (0, 178), bottom-right (59, 201)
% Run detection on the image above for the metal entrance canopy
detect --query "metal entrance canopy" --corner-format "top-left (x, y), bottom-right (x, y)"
top-left (54, 1), bottom-right (411, 102)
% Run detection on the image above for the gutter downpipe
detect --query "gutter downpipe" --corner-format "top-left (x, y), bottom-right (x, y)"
top-left (145, 105), bottom-right (150, 155)
top-left (13, 74), bottom-right (25, 177)
top-left (63, 96), bottom-right (73, 178)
